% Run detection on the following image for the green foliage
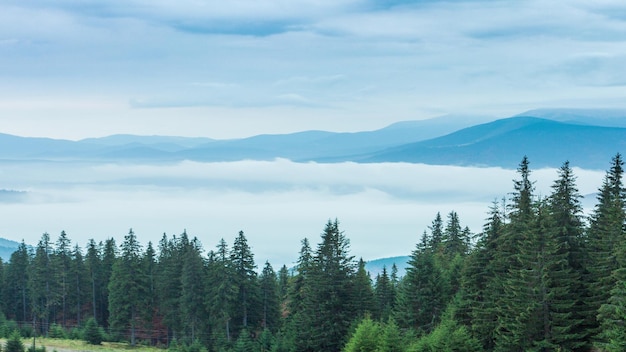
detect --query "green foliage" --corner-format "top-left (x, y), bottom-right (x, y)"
top-left (394, 230), bottom-right (444, 334)
top-left (108, 229), bottom-right (148, 346)
top-left (259, 262), bottom-right (280, 332)
top-left (374, 266), bottom-right (395, 321)
top-left (408, 311), bottom-right (482, 352)
top-left (8, 155), bottom-right (626, 351)
top-left (1, 321), bottom-right (19, 339)
top-left (258, 329), bottom-right (274, 352)
top-left (233, 329), bottom-right (256, 352)
top-left (26, 346), bottom-right (45, 352)
top-left (353, 258), bottom-right (377, 319)
top-left (83, 317), bottom-right (103, 345)
top-left (307, 219), bottom-right (357, 351)
top-left (47, 324), bottom-right (65, 339)
top-left (343, 317), bottom-right (381, 352)
top-left (5, 330), bottom-right (24, 352)
top-left (168, 339), bottom-right (208, 352)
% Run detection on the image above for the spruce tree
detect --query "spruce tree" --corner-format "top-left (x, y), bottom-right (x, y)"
top-left (458, 201), bottom-right (503, 350)
top-left (353, 258), bottom-right (377, 319)
top-left (342, 317), bottom-right (381, 352)
top-left (29, 233), bottom-right (53, 336)
top-left (587, 153), bottom-right (626, 344)
top-left (374, 266), bottom-right (394, 321)
top-left (85, 239), bottom-right (102, 324)
top-left (283, 238), bottom-right (314, 352)
top-left (395, 228), bottom-right (444, 335)
top-left (308, 219), bottom-right (357, 352)
top-left (205, 238), bottom-right (237, 348)
top-left (546, 161), bottom-right (588, 350)
top-left (4, 330), bottom-right (24, 352)
top-left (4, 242), bottom-right (30, 323)
top-left (84, 317), bottom-right (103, 345)
top-left (180, 237), bottom-right (207, 341)
top-left (54, 230), bottom-right (72, 327)
top-left (277, 265), bottom-right (290, 301)
top-left (0, 258), bottom-right (4, 318)
top-left (100, 238), bottom-right (117, 328)
top-left (230, 231), bottom-right (260, 332)
top-left (156, 233), bottom-right (184, 341)
top-left (69, 244), bottom-right (88, 326)
top-left (259, 261), bottom-right (280, 332)
top-left (491, 156), bottom-right (536, 351)
top-left (108, 229), bottom-right (147, 345)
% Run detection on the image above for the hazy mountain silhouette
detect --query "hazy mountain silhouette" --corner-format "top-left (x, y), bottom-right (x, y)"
top-left (0, 110), bottom-right (624, 169)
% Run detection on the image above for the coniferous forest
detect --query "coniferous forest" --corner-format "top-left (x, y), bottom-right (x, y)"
top-left (2, 154), bottom-right (626, 352)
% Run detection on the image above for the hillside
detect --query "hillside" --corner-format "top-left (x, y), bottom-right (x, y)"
top-left (0, 115), bottom-right (492, 163)
top-left (0, 110), bottom-right (624, 169)
top-left (361, 116), bottom-right (626, 169)
top-left (0, 237), bottom-right (20, 260)
top-left (364, 255), bottom-right (410, 278)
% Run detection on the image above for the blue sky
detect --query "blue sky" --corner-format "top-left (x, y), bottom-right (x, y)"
top-left (1, 0), bottom-right (626, 139)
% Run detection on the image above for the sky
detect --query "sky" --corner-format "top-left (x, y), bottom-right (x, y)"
top-left (1, 0), bottom-right (626, 139)
top-left (1, 0), bottom-right (625, 265)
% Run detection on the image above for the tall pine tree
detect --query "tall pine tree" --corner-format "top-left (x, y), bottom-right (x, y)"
top-left (108, 229), bottom-right (147, 345)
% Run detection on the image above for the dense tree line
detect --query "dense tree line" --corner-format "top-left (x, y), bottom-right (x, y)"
top-left (1, 154), bottom-right (626, 351)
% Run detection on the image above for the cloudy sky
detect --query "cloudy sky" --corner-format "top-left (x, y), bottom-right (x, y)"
top-left (1, 0), bottom-right (624, 265)
top-left (2, 0), bottom-right (626, 139)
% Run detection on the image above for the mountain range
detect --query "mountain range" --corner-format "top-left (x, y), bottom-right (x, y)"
top-left (0, 237), bottom-right (20, 261)
top-left (1, 109), bottom-right (625, 169)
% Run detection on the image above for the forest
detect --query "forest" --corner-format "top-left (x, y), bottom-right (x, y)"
top-left (1, 154), bottom-right (626, 352)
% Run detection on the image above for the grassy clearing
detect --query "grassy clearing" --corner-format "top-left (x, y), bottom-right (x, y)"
top-left (0, 337), bottom-right (165, 352)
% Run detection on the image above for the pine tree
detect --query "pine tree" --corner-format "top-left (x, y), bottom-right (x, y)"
top-left (100, 238), bottom-right (117, 328)
top-left (307, 219), bottom-right (357, 352)
top-left (230, 231), bottom-right (260, 334)
top-left (342, 316), bottom-right (381, 352)
top-left (156, 233), bottom-right (184, 341)
top-left (492, 156), bottom-right (537, 351)
top-left (84, 317), bottom-right (103, 345)
top-left (143, 241), bottom-right (157, 334)
top-left (277, 265), bottom-right (290, 302)
top-left (4, 330), bottom-right (24, 352)
top-left (353, 258), bottom-right (376, 319)
top-left (29, 233), bottom-right (53, 336)
top-left (429, 212), bottom-right (444, 250)
top-left (69, 244), bottom-right (89, 326)
top-left (395, 228), bottom-right (444, 335)
top-left (259, 261), bottom-right (280, 332)
top-left (587, 153), bottom-right (626, 344)
top-left (4, 242), bottom-right (30, 323)
top-left (108, 229), bottom-right (147, 345)
top-left (54, 231), bottom-right (72, 327)
top-left (232, 328), bottom-right (256, 352)
top-left (283, 238), bottom-right (314, 352)
top-left (458, 201), bottom-right (504, 350)
top-left (0, 257), bottom-right (4, 318)
top-left (374, 266), bottom-right (394, 321)
top-left (85, 239), bottom-right (102, 324)
top-left (180, 236), bottom-right (207, 341)
top-left (546, 161), bottom-right (589, 350)
top-left (205, 238), bottom-right (237, 349)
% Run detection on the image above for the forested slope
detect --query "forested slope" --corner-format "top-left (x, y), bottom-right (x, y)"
top-left (2, 154), bottom-right (626, 351)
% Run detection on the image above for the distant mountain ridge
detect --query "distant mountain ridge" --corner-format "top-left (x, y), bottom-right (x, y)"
top-left (361, 116), bottom-right (626, 169)
top-left (0, 237), bottom-right (20, 261)
top-left (0, 109), bottom-right (624, 169)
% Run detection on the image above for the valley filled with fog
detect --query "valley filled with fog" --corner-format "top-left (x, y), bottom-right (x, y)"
top-left (0, 158), bottom-right (605, 266)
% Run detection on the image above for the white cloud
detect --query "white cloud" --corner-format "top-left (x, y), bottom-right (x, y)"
top-left (2, 0), bottom-right (626, 139)
top-left (0, 159), bottom-right (606, 265)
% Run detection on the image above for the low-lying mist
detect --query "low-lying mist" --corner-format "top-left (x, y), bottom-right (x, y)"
top-left (0, 159), bottom-right (604, 266)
